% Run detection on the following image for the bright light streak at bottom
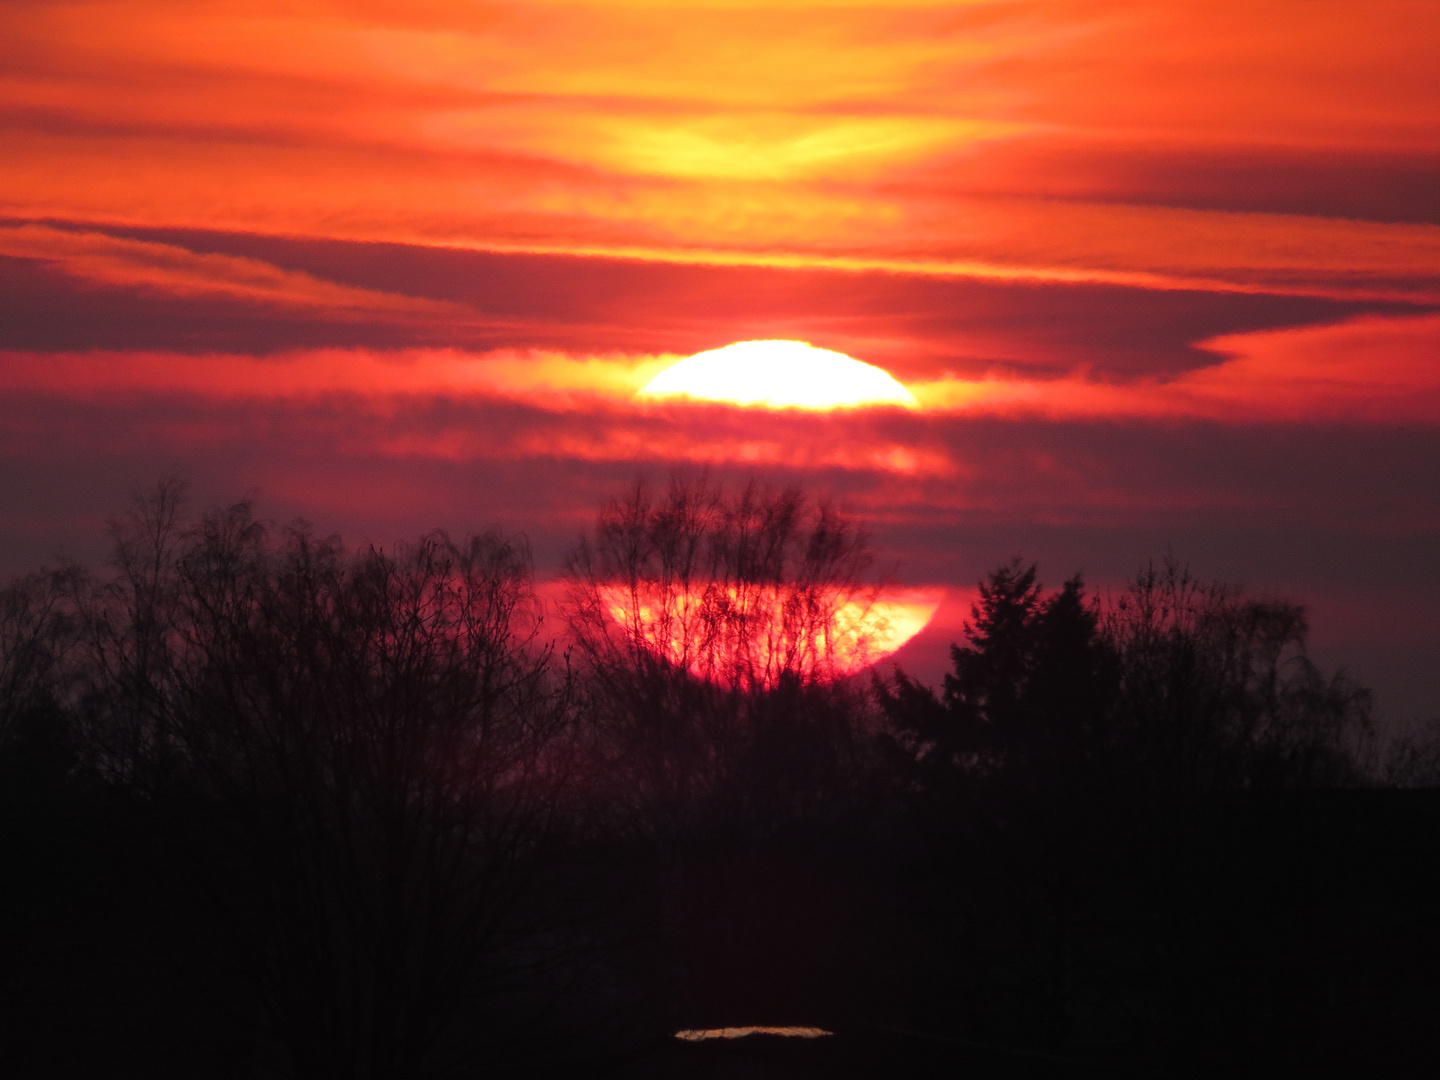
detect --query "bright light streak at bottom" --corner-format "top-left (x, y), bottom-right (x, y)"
top-left (675, 1027), bottom-right (834, 1041)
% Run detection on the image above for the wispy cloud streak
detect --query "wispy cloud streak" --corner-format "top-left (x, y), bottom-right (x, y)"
top-left (2, 0), bottom-right (1436, 301)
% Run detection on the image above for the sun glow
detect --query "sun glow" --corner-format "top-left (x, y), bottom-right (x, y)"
top-left (638, 340), bottom-right (917, 410)
top-left (600, 584), bottom-right (940, 684)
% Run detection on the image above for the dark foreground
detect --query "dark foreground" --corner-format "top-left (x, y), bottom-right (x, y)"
top-left (7, 487), bottom-right (1429, 1078)
top-left (3, 785), bottom-right (1438, 1079)
top-left (619, 1029), bottom-right (1137, 1080)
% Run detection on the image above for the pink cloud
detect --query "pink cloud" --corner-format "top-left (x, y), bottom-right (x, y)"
top-left (0, 224), bottom-right (471, 317)
top-left (914, 313), bottom-right (1440, 424)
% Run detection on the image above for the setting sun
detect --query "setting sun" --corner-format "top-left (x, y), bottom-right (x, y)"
top-left (600, 583), bottom-right (940, 685)
top-left (638, 340), bottom-right (917, 410)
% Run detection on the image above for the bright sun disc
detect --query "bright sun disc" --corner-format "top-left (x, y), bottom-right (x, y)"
top-left (638, 340), bottom-right (917, 410)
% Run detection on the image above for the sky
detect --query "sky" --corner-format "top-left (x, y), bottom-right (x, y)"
top-left (1, 0), bottom-right (1437, 721)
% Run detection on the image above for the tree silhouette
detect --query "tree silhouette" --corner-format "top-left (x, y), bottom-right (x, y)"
top-left (1382, 716), bottom-right (1440, 787)
top-left (80, 486), bottom-right (578, 1080)
top-left (879, 560), bottom-right (1115, 807)
top-left (0, 567), bottom-right (82, 792)
top-left (562, 477), bottom-right (890, 1033)
top-left (876, 556), bottom-right (1380, 1053)
top-left (875, 561), bottom-right (1119, 1048)
top-left (9, 476), bottom-right (1429, 1075)
top-left (1101, 558), bottom-right (1373, 794)
top-left (882, 556), bottom-right (1373, 809)
top-left (564, 476), bottom-right (881, 842)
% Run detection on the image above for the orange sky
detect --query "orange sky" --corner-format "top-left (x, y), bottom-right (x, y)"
top-left (1, 0), bottom-right (1437, 717)
top-left (4, 1), bottom-right (1438, 295)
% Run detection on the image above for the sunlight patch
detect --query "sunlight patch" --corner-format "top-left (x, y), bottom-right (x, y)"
top-left (675, 1026), bottom-right (833, 1041)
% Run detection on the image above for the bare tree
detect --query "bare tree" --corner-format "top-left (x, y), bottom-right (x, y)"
top-left (560, 477), bottom-right (900, 1039)
top-left (0, 566), bottom-right (83, 789)
top-left (82, 487), bottom-right (578, 1079)
top-left (1381, 716), bottom-right (1440, 787)
top-left (1101, 558), bottom-right (1373, 792)
top-left (563, 477), bottom-right (884, 841)
top-left (74, 475), bottom-right (189, 783)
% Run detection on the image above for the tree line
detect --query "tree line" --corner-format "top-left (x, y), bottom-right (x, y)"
top-left (1, 476), bottom-right (1435, 1078)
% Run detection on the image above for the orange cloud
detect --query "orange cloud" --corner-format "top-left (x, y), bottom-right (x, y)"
top-left (0, 345), bottom-right (959, 475)
top-left (0, 347), bottom-right (666, 404)
top-left (914, 313), bottom-right (1440, 423)
top-left (5, 311), bottom-right (1436, 441)
top-left (1, 0), bottom-right (1435, 304)
top-left (376, 426), bottom-right (953, 477)
top-left (1184, 313), bottom-right (1440, 422)
top-left (0, 224), bottom-right (472, 316)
